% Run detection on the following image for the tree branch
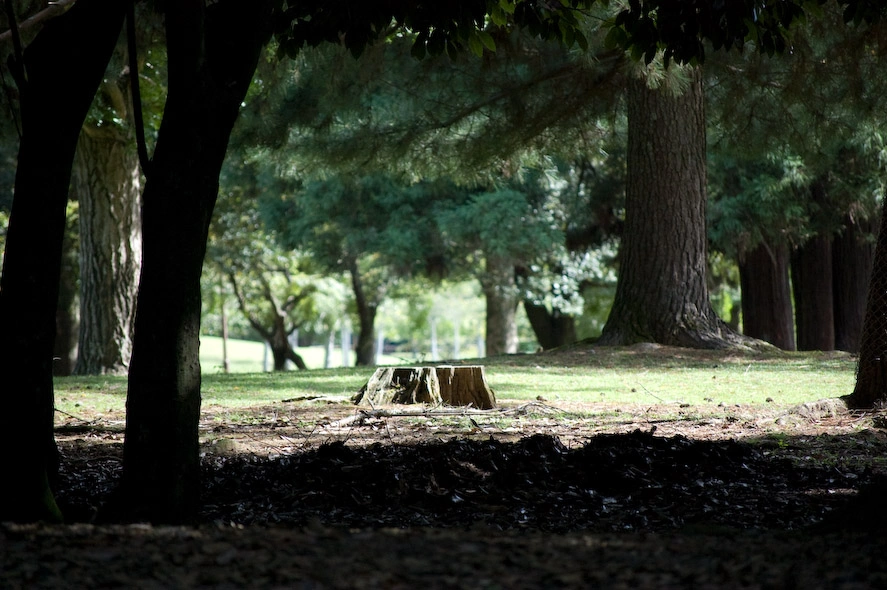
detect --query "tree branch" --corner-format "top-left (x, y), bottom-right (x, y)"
top-left (0, 0), bottom-right (77, 44)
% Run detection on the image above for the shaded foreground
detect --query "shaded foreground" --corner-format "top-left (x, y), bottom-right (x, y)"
top-left (4, 429), bottom-right (887, 588)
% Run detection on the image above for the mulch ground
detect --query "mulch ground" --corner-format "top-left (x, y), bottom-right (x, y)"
top-left (4, 425), bottom-right (887, 588)
top-left (4, 346), bottom-right (887, 588)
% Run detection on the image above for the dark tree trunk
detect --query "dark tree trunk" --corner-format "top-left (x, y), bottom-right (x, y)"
top-left (53, 215), bottom-right (80, 376)
top-left (599, 69), bottom-right (742, 349)
top-left (848, 201), bottom-right (887, 408)
top-left (268, 328), bottom-right (308, 371)
top-left (0, 0), bottom-right (125, 523)
top-left (348, 258), bottom-right (380, 367)
top-left (72, 125), bottom-right (142, 375)
top-left (482, 256), bottom-right (519, 356)
top-left (833, 214), bottom-right (877, 353)
top-left (792, 235), bottom-right (835, 351)
top-left (739, 243), bottom-right (795, 350)
top-left (523, 300), bottom-right (576, 350)
top-left (117, 0), bottom-right (273, 523)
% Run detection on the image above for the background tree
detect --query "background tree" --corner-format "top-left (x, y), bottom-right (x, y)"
top-left (598, 65), bottom-right (751, 348)
top-left (71, 8), bottom-right (165, 375)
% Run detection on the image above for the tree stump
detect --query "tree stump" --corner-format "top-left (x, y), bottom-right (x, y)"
top-left (353, 365), bottom-right (496, 409)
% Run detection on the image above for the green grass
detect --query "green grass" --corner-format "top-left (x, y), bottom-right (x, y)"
top-left (52, 346), bottom-right (858, 420)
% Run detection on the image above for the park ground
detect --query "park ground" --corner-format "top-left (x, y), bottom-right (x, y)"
top-left (3, 344), bottom-right (887, 588)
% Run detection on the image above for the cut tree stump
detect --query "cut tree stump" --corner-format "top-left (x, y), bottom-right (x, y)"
top-left (353, 365), bottom-right (496, 409)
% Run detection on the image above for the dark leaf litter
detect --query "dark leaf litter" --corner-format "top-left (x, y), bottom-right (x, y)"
top-left (54, 430), bottom-right (873, 532)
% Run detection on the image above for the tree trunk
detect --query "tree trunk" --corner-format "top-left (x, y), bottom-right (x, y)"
top-left (483, 255), bottom-right (519, 356)
top-left (792, 235), bottom-right (834, 351)
top-left (739, 243), bottom-right (795, 350)
top-left (848, 201), bottom-right (887, 408)
top-left (354, 365), bottom-right (496, 409)
top-left (53, 214), bottom-right (80, 376)
top-left (833, 214), bottom-right (877, 353)
top-left (0, 0), bottom-right (125, 523)
top-left (71, 125), bottom-right (142, 375)
top-left (599, 69), bottom-right (741, 349)
top-left (348, 258), bottom-right (379, 366)
top-left (118, 0), bottom-right (273, 523)
top-left (268, 325), bottom-right (307, 371)
top-left (523, 300), bottom-right (576, 350)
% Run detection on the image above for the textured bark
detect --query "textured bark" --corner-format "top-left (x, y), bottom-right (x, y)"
top-left (53, 219), bottom-right (80, 376)
top-left (354, 365), bottom-right (496, 409)
top-left (523, 300), bottom-right (577, 350)
top-left (599, 69), bottom-right (741, 349)
top-left (833, 214), bottom-right (877, 353)
top-left (739, 243), bottom-right (795, 351)
top-left (72, 126), bottom-right (142, 375)
top-left (791, 235), bottom-right (834, 351)
top-left (483, 256), bottom-right (519, 356)
top-left (118, 0), bottom-right (274, 523)
top-left (0, 0), bottom-right (126, 522)
top-left (848, 201), bottom-right (887, 408)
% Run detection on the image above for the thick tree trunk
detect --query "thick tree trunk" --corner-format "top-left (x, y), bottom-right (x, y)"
top-left (483, 256), bottom-right (519, 356)
top-left (0, 0), bottom-right (125, 523)
top-left (354, 365), bottom-right (496, 409)
top-left (792, 235), bottom-right (834, 351)
top-left (523, 300), bottom-right (576, 350)
top-left (53, 216), bottom-right (80, 376)
top-left (599, 69), bottom-right (741, 349)
top-left (833, 214), bottom-right (877, 353)
top-left (118, 0), bottom-right (273, 523)
top-left (739, 243), bottom-right (795, 350)
top-left (72, 126), bottom-right (142, 375)
top-left (848, 202), bottom-right (887, 408)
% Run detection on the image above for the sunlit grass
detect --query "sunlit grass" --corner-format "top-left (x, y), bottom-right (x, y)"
top-left (53, 345), bottom-right (858, 423)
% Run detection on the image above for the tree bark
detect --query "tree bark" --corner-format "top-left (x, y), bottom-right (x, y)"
top-left (483, 255), bottom-right (519, 356)
top-left (0, 0), bottom-right (125, 523)
top-left (791, 235), bottom-right (834, 351)
top-left (53, 215), bottom-right (80, 376)
top-left (348, 257), bottom-right (380, 366)
top-left (598, 69), bottom-right (742, 349)
top-left (833, 214), bottom-right (877, 353)
top-left (848, 202), bottom-right (887, 408)
top-left (71, 125), bottom-right (142, 375)
top-left (523, 300), bottom-right (576, 350)
top-left (739, 243), bottom-right (795, 350)
top-left (117, 0), bottom-right (273, 523)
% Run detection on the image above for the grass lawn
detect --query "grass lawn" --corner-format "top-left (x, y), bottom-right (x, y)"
top-left (52, 343), bottom-right (858, 423)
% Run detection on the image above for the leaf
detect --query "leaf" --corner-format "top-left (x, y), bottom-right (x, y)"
top-left (477, 30), bottom-right (497, 52)
top-left (467, 33), bottom-right (484, 58)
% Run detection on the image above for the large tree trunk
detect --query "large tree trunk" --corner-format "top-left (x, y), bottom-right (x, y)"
top-left (0, 0), bottom-right (125, 523)
top-left (739, 243), bottom-right (795, 350)
top-left (791, 235), bottom-right (834, 351)
top-left (848, 201), bottom-right (887, 408)
top-left (71, 125), bottom-right (142, 375)
top-left (523, 300), bottom-right (576, 350)
top-left (482, 256), bottom-right (519, 356)
top-left (117, 0), bottom-right (273, 523)
top-left (53, 213), bottom-right (80, 376)
top-left (599, 69), bottom-right (740, 349)
top-left (833, 214), bottom-right (877, 353)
